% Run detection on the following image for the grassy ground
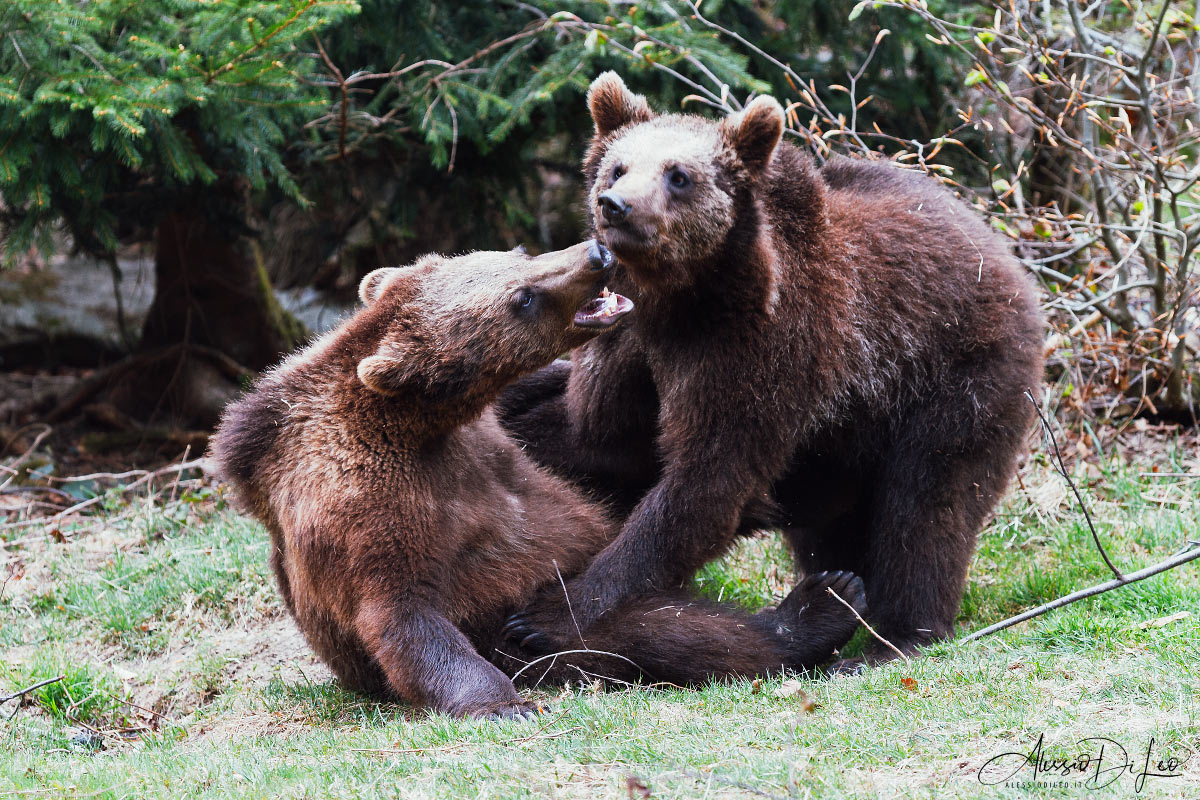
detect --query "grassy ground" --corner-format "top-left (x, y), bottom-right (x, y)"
top-left (2, 432), bottom-right (1198, 799)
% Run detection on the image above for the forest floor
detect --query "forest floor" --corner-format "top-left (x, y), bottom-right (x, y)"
top-left (1, 425), bottom-right (1198, 799)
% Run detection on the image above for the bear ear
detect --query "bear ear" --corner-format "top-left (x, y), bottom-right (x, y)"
top-left (359, 267), bottom-right (399, 306)
top-left (588, 71), bottom-right (654, 138)
top-left (359, 257), bottom-right (442, 306)
top-left (358, 340), bottom-right (484, 403)
top-left (357, 343), bottom-right (418, 396)
top-left (720, 95), bottom-right (785, 175)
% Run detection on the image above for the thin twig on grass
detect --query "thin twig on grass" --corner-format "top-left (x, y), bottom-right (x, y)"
top-left (98, 691), bottom-right (180, 729)
top-left (552, 559), bottom-right (587, 649)
top-left (0, 425), bottom-right (53, 492)
top-left (961, 542), bottom-right (1200, 642)
top-left (508, 649), bottom-right (646, 683)
top-left (1025, 390), bottom-right (1124, 580)
top-left (1, 458), bottom-right (205, 538)
top-left (0, 675), bottom-right (65, 705)
top-left (45, 458), bottom-right (205, 485)
top-left (0, 486), bottom-right (75, 501)
top-left (167, 445), bottom-right (191, 504)
top-left (825, 587), bottom-right (909, 664)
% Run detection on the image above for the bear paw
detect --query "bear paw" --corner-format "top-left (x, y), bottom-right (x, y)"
top-left (770, 570), bottom-right (867, 668)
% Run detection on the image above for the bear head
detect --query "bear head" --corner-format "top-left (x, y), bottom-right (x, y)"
top-left (355, 240), bottom-right (632, 410)
top-left (584, 71), bottom-right (785, 292)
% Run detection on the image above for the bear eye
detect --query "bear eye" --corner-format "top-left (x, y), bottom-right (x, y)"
top-left (512, 288), bottom-right (536, 313)
top-left (611, 164), bottom-right (626, 182)
top-left (667, 167), bottom-right (690, 189)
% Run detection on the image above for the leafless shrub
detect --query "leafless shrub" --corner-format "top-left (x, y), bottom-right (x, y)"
top-left (682, 0), bottom-right (1199, 425)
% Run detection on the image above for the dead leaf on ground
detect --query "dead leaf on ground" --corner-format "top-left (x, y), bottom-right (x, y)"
top-left (626, 775), bottom-right (652, 798)
top-left (1137, 611), bottom-right (1191, 630)
top-left (900, 677), bottom-right (918, 692)
top-left (773, 680), bottom-right (817, 712)
top-left (773, 679), bottom-right (805, 698)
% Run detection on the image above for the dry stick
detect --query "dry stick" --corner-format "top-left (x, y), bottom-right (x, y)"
top-left (1, 459), bottom-right (206, 537)
top-left (961, 543), bottom-right (1200, 642)
top-left (1024, 390), bottom-right (1124, 580)
top-left (47, 458), bottom-right (205, 485)
top-left (0, 425), bottom-right (53, 492)
top-left (97, 690), bottom-right (181, 729)
top-left (552, 559), bottom-right (587, 649)
top-left (167, 445), bottom-right (192, 504)
top-left (825, 587), bottom-right (909, 664)
top-left (508, 649), bottom-right (645, 683)
top-left (0, 675), bottom-right (65, 705)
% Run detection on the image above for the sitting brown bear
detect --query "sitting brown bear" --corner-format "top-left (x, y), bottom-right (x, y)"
top-left (209, 240), bottom-right (866, 719)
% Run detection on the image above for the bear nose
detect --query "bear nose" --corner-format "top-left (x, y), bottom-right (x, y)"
top-left (597, 191), bottom-right (631, 225)
top-left (586, 239), bottom-right (614, 271)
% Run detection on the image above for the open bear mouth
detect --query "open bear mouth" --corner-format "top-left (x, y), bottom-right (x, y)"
top-left (574, 287), bottom-right (634, 329)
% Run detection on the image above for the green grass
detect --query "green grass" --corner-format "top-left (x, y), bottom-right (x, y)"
top-left (2, 446), bottom-right (1198, 798)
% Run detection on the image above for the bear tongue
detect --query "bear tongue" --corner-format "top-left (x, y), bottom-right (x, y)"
top-left (574, 289), bottom-right (634, 328)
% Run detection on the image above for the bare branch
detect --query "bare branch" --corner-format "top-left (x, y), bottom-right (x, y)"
top-left (962, 543), bottom-right (1200, 642)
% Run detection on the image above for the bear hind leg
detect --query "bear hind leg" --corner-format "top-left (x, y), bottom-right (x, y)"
top-left (501, 576), bottom-right (865, 688)
top-left (840, 414), bottom-right (1026, 669)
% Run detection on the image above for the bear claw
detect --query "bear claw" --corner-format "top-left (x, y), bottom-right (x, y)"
top-left (779, 570), bottom-right (867, 620)
top-left (483, 702), bottom-right (546, 722)
top-left (501, 613), bottom-right (554, 653)
top-left (518, 631), bottom-right (551, 650)
top-left (501, 613), bottom-right (530, 638)
top-left (808, 570), bottom-right (866, 614)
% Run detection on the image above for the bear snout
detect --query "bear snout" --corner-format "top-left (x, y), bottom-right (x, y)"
top-left (598, 190), bottom-right (631, 225)
top-left (586, 240), bottom-right (615, 271)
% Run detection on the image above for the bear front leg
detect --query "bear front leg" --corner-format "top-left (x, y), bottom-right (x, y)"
top-left (505, 456), bottom-right (766, 649)
top-left (506, 367), bottom-right (794, 648)
top-left (356, 602), bottom-right (539, 720)
top-left (496, 332), bottom-right (662, 517)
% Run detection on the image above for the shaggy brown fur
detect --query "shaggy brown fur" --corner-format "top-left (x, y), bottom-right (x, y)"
top-left (499, 73), bottom-right (1045, 669)
top-left (209, 241), bottom-right (866, 719)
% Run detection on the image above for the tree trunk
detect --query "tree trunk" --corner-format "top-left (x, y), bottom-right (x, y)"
top-left (143, 209), bottom-right (303, 369)
top-left (101, 205), bottom-right (306, 429)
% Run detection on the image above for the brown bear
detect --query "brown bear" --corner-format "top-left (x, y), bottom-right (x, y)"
top-left (498, 73), bottom-right (1044, 670)
top-left (209, 239), bottom-right (867, 719)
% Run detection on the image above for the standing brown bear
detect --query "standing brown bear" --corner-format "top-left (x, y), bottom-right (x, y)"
top-left (499, 73), bottom-right (1044, 669)
top-left (209, 240), bottom-right (867, 719)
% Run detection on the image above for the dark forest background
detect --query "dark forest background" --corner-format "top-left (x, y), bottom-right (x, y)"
top-left (1, 0), bottom-right (1197, 463)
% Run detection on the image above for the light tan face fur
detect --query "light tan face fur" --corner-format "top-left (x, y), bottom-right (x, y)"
top-left (355, 244), bottom-right (612, 403)
top-left (585, 71), bottom-right (785, 291)
top-left (590, 121), bottom-right (735, 277)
